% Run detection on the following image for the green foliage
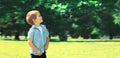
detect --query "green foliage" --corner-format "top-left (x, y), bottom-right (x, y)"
top-left (0, 0), bottom-right (43, 40)
top-left (113, 13), bottom-right (120, 25)
top-left (1, 0), bottom-right (120, 40)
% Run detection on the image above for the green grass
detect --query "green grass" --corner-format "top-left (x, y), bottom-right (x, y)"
top-left (0, 37), bottom-right (120, 58)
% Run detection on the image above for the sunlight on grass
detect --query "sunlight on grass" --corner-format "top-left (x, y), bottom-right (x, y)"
top-left (47, 42), bottom-right (120, 58)
top-left (0, 37), bottom-right (120, 58)
top-left (0, 40), bottom-right (30, 58)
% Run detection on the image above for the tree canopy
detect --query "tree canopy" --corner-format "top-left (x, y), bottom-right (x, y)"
top-left (0, 0), bottom-right (120, 41)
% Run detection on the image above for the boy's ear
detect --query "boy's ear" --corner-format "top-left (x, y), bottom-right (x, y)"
top-left (32, 19), bottom-right (35, 22)
top-left (32, 19), bottom-right (36, 24)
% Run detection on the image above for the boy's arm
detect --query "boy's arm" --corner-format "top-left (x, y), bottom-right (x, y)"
top-left (44, 36), bottom-right (50, 50)
top-left (28, 38), bottom-right (42, 56)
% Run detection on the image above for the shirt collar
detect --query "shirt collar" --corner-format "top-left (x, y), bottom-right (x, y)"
top-left (31, 24), bottom-right (43, 29)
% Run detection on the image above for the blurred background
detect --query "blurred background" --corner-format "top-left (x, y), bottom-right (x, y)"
top-left (0, 0), bottom-right (120, 41)
top-left (0, 0), bottom-right (120, 58)
top-left (1, 0), bottom-right (120, 41)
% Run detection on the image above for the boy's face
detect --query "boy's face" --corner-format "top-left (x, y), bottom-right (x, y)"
top-left (33, 12), bottom-right (43, 25)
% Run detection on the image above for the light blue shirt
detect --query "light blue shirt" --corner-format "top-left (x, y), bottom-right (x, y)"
top-left (27, 24), bottom-right (49, 55)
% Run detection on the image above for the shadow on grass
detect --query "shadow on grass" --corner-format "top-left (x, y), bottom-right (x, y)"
top-left (1, 38), bottom-right (120, 42)
top-left (50, 39), bottom-right (120, 42)
top-left (1, 38), bottom-right (27, 41)
top-left (50, 39), bottom-right (60, 42)
top-left (67, 40), bottom-right (120, 42)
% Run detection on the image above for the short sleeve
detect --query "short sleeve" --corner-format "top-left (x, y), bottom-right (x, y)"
top-left (42, 25), bottom-right (49, 37)
top-left (27, 29), bottom-right (34, 39)
top-left (46, 28), bottom-right (49, 37)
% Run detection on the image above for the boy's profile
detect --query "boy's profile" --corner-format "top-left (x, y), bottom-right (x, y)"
top-left (26, 10), bottom-right (49, 58)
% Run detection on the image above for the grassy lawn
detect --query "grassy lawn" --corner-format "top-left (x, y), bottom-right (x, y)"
top-left (0, 37), bottom-right (120, 58)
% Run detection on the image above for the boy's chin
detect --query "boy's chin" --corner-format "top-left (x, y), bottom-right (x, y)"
top-left (40, 22), bottom-right (44, 24)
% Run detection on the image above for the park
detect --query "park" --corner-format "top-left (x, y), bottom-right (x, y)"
top-left (0, 36), bottom-right (120, 58)
top-left (0, 0), bottom-right (120, 58)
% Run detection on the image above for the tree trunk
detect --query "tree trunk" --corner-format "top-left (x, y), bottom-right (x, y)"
top-left (14, 32), bottom-right (20, 40)
top-left (59, 35), bottom-right (67, 41)
top-left (83, 35), bottom-right (89, 39)
top-left (25, 34), bottom-right (27, 39)
top-left (109, 34), bottom-right (113, 40)
top-left (58, 32), bottom-right (67, 41)
top-left (90, 34), bottom-right (99, 39)
top-left (83, 37), bottom-right (89, 39)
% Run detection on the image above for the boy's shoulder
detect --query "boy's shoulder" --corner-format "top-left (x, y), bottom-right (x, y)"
top-left (41, 24), bottom-right (47, 27)
top-left (28, 27), bottom-right (34, 32)
top-left (28, 25), bottom-right (36, 32)
top-left (41, 24), bottom-right (46, 26)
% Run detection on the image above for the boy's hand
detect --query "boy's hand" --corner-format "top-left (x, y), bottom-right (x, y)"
top-left (44, 45), bottom-right (48, 50)
top-left (36, 50), bottom-right (42, 56)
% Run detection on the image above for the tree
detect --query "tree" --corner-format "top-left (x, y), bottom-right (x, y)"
top-left (96, 0), bottom-right (120, 39)
top-left (66, 0), bottom-right (101, 39)
top-left (0, 0), bottom-right (42, 40)
top-left (1, 0), bottom-right (120, 41)
top-left (37, 1), bottom-right (70, 41)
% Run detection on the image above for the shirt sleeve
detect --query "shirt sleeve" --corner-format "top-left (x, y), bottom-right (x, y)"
top-left (43, 25), bottom-right (49, 37)
top-left (46, 28), bottom-right (49, 37)
top-left (27, 29), bottom-right (34, 39)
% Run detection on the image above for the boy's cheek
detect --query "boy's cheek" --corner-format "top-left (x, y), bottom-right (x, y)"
top-left (41, 19), bottom-right (43, 22)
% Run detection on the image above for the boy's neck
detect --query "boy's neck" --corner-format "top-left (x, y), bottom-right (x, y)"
top-left (34, 24), bottom-right (41, 27)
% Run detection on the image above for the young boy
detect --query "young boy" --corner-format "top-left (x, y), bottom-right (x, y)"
top-left (26, 10), bottom-right (49, 58)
